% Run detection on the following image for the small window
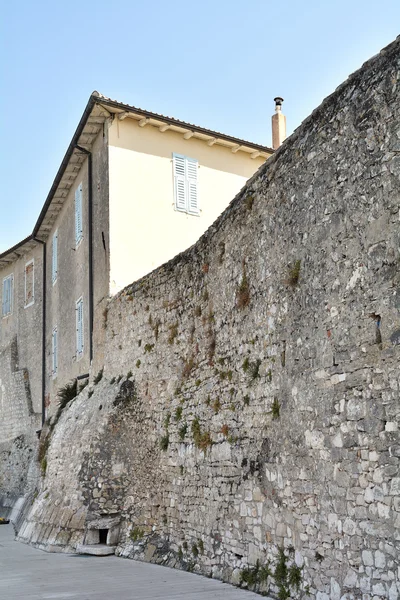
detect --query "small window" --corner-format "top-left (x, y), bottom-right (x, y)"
top-left (75, 183), bottom-right (83, 246)
top-left (52, 230), bottom-right (58, 284)
top-left (25, 260), bottom-right (34, 307)
top-left (2, 274), bottom-right (13, 317)
top-left (173, 154), bottom-right (199, 215)
top-left (52, 328), bottom-right (58, 378)
top-left (76, 297), bottom-right (84, 359)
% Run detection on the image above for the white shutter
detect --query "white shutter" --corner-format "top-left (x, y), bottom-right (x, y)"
top-left (186, 158), bottom-right (199, 214)
top-left (76, 298), bottom-right (84, 358)
top-left (75, 184), bottom-right (83, 245)
top-left (52, 231), bottom-right (58, 283)
top-left (2, 275), bottom-right (13, 316)
top-left (52, 328), bottom-right (58, 376)
top-left (173, 154), bottom-right (187, 211)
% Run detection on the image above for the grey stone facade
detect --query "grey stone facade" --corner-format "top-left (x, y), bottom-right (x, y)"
top-left (16, 37), bottom-right (400, 599)
top-left (0, 243), bottom-right (43, 515)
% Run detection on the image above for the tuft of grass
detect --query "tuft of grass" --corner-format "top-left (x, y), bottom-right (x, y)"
top-left (212, 398), bottom-right (221, 414)
top-left (192, 543), bottom-right (199, 557)
top-left (237, 264), bottom-right (250, 309)
top-left (250, 359), bottom-right (261, 380)
top-left (195, 379), bottom-right (201, 387)
top-left (94, 369), bottom-right (103, 385)
top-left (182, 356), bottom-right (195, 378)
top-left (130, 527), bottom-right (144, 541)
top-left (242, 357), bottom-right (250, 372)
top-left (160, 434), bottom-right (169, 451)
top-left (127, 370), bottom-right (133, 379)
top-left (168, 322), bottom-right (178, 345)
top-left (220, 424), bottom-right (229, 437)
top-left (144, 343), bottom-right (154, 353)
top-left (272, 398), bottom-right (280, 419)
top-left (287, 259), bottom-right (301, 287)
top-left (191, 418), bottom-right (212, 452)
top-left (40, 457), bottom-right (47, 475)
top-left (179, 423), bottom-right (187, 440)
top-left (198, 539), bottom-right (204, 554)
top-left (174, 406), bottom-right (183, 422)
top-left (245, 194), bottom-right (255, 211)
top-left (136, 359), bottom-right (141, 368)
top-left (164, 412), bottom-right (171, 429)
top-left (57, 379), bottom-right (78, 410)
top-left (78, 379), bottom-right (88, 393)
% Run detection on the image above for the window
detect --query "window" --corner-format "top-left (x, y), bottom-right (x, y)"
top-left (75, 183), bottom-right (83, 245)
top-left (76, 297), bottom-right (84, 359)
top-left (2, 274), bottom-right (13, 317)
top-left (173, 154), bottom-right (199, 215)
top-left (25, 260), bottom-right (34, 307)
top-left (52, 328), bottom-right (58, 377)
top-left (52, 230), bottom-right (58, 284)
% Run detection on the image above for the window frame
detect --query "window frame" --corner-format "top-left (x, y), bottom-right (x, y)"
top-left (52, 230), bottom-right (58, 285)
top-left (52, 327), bottom-right (58, 378)
top-left (75, 183), bottom-right (83, 247)
top-left (24, 259), bottom-right (35, 308)
top-left (2, 274), bottom-right (14, 317)
top-left (172, 153), bottom-right (199, 216)
top-left (76, 296), bottom-right (84, 360)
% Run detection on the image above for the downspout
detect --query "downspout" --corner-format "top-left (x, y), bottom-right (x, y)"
top-left (33, 237), bottom-right (46, 427)
top-left (75, 145), bottom-right (94, 363)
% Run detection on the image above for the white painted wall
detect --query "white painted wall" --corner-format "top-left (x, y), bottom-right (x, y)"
top-left (108, 118), bottom-right (267, 293)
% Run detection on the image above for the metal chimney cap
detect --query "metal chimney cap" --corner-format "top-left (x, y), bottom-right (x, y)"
top-left (274, 97), bottom-right (284, 107)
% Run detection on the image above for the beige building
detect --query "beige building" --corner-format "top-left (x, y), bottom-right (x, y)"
top-left (1, 92), bottom-right (274, 417)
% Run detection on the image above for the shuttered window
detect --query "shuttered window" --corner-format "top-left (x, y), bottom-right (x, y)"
top-left (25, 260), bottom-right (34, 307)
top-left (75, 183), bottom-right (83, 245)
top-left (173, 154), bottom-right (199, 215)
top-left (52, 328), bottom-right (58, 377)
top-left (76, 297), bottom-right (84, 359)
top-left (2, 274), bottom-right (13, 317)
top-left (52, 230), bottom-right (58, 284)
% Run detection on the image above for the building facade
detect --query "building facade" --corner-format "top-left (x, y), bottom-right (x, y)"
top-left (1, 92), bottom-right (273, 421)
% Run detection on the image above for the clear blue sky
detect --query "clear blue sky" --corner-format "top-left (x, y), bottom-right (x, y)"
top-left (1, 0), bottom-right (399, 252)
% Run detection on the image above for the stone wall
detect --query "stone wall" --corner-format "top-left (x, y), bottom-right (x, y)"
top-left (0, 339), bottom-right (39, 516)
top-left (18, 38), bottom-right (400, 599)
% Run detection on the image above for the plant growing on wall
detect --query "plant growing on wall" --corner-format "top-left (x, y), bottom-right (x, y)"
top-left (287, 260), bottom-right (301, 287)
top-left (237, 262), bottom-right (250, 309)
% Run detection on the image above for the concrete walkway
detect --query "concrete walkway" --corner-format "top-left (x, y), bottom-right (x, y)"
top-left (0, 525), bottom-right (262, 599)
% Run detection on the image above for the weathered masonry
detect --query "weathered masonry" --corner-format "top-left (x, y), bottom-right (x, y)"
top-left (0, 97), bottom-right (274, 517)
top-left (17, 38), bottom-right (400, 599)
top-left (0, 238), bottom-right (43, 515)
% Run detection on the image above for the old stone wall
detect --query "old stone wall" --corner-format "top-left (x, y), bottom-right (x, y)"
top-left (0, 339), bottom-right (39, 516)
top-left (18, 38), bottom-right (400, 599)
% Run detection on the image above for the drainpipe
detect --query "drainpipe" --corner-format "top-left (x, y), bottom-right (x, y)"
top-left (33, 237), bottom-right (46, 427)
top-left (75, 145), bottom-right (94, 364)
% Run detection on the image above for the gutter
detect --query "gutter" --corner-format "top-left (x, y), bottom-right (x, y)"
top-left (33, 237), bottom-right (46, 427)
top-left (32, 94), bottom-right (99, 237)
top-left (75, 145), bottom-right (94, 364)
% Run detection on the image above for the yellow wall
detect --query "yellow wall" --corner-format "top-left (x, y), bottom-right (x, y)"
top-left (108, 118), bottom-right (267, 293)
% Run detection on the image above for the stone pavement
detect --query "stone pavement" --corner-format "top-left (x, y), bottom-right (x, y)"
top-left (0, 525), bottom-right (262, 599)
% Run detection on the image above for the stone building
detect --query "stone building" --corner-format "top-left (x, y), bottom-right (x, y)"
top-left (0, 94), bottom-right (273, 498)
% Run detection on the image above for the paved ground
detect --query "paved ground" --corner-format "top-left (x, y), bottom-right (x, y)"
top-left (0, 525), bottom-right (261, 599)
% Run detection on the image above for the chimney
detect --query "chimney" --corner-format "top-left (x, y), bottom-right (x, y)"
top-left (272, 97), bottom-right (286, 150)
